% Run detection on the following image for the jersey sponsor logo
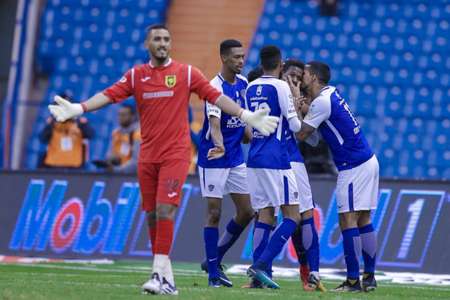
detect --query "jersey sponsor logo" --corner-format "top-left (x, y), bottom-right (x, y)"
top-left (143, 91), bottom-right (174, 99)
top-left (226, 116), bottom-right (246, 128)
top-left (165, 75), bottom-right (176, 88)
top-left (141, 76), bottom-right (151, 82)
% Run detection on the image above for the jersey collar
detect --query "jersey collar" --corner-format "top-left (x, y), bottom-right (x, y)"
top-left (148, 58), bottom-right (172, 68)
top-left (320, 85), bottom-right (331, 93)
top-left (218, 73), bottom-right (238, 84)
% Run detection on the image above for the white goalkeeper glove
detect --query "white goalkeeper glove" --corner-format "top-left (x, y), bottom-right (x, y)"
top-left (48, 95), bottom-right (84, 122)
top-left (240, 107), bottom-right (279, 136)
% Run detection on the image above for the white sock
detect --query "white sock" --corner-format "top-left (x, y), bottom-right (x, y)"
top-left (310, 271), bottom-right (320, 280)
top-left (152, 254), bottom-right (169, 276)
top-left (164, 259), bottom-right (175, 286)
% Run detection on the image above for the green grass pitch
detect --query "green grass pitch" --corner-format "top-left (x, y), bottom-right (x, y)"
top-left (1, 261), bottom-right (449, 299)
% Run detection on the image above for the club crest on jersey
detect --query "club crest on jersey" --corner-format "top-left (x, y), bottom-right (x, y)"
top-left (208, 185), bottom-right (215, 192)
top-left (165, 75), bottom-right (176, 88)
top-left (256, 85), bottom-right (262, 96)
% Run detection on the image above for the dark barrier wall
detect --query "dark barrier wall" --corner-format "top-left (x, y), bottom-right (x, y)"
top-left (1, 171), bottom-right (449, 274)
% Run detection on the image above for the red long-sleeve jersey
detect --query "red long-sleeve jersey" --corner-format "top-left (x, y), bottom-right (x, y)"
top-left (103, 59), bottom-right (221, 163)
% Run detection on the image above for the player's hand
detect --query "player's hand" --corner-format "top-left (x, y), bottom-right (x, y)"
top-left (48, 95), bottom-right (83, 122)
top-left (207, 144), bottom-right (225, 160)
top-left (286, 75), bottom-right (301, 99)
top-left (240, 108), bottom-right (279, 136)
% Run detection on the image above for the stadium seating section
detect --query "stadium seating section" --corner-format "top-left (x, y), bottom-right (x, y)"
top-left (28, 0), bottom-right (449, 179)
top-left (27, 0), bottom-right (169, 170)
top-left (243, 0), bottom-right (449, 179)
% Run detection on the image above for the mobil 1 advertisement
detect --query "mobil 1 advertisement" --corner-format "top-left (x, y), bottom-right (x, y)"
top-left (0, 171), bottom-right (449, 274)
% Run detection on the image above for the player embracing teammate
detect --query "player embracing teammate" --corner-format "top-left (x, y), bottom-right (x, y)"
top-left (199, 46), bottom-right (379, 293)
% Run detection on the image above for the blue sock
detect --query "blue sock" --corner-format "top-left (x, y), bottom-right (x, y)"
top-left (254, 218), bottom-right (297, 271)
top-left (252, 221), bottom-right (272, 263)
top-left (301, 217), bottom-right (320, 273)
top-left (203, 227), bottom-right (219, 279)
top-left (265, 225), bottom-right (276, 278)
top-left (342, 227), bottom-right (361, 280)
top-left (217, 219), bottom-right (244, 265)
top-left (359, 224), bottom-right (377, 274)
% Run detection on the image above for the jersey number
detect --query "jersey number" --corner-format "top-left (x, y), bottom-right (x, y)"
top-left (250, 101), bottom-right (270, 112)
top-left (342, 102), bottom-right (360, 134)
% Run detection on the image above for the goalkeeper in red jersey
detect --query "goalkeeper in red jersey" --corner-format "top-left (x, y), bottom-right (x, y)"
top-left (48, 24), bottom-right (278, 295)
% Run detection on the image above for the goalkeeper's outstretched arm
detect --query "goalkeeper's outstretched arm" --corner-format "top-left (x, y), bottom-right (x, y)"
top-left (81, 93), bottom-right (112, 112)
top-left (48, 93), bottom-right (111, 122)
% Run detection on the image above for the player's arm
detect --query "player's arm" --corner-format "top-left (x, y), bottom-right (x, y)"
top-left (295, 96), bottom-right (331, 142)
top-left (206, 103), bottom-right (225, 160)
top-left (48, 70), bottom-right (134, 122)
top-left (278, 81), bottom-right (303, 133)
top-left (189, 66), bottom-right (278, 136)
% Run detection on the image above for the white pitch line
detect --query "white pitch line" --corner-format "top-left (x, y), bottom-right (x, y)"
top-left (2, 263), bottom-right (450, 291)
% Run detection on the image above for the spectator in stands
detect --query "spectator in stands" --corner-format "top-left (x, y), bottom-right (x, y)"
top-left (320, 0), bottom-right (338, 16)
top-left (94, 103), bottom-right (141, 173)
top-left (39, 93), bottom-right (95, 169)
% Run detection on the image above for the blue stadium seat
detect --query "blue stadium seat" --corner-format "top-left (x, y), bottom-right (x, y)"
top-left (28, 0), bottom-right (169, 170)
top-left (244, 0), bottom-right (449, 179)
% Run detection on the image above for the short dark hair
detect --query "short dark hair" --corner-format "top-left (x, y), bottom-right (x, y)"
top-left (306, 61), bottom-right (331, 84)
top-left (220, 39), bottom-right (243, 55)
top-left (146, 24), bottom-right (169, 36)
top-left (260, 45), bottom-right (281, 71)
top-left (121, 102), bottom-right (136, 115)
top-left (282, 59), bottom-right (305, 74)
top-left (247, 66), bottom-right (263, 82)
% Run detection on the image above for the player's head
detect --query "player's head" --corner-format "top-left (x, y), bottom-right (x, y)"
top-left (219, 39), bottom-right (245, 74)
top-left (247, 66), bottom-right (263, 82)
top-left (281, 59), bottom-right (305, 86)
top-left (259, 45), bottom-right (282, 75)
top-left (302, 61), bottom-right (331, 89)
top-left (118, 103), bottom-right (136, 127)
top-left (145, 24), bottom-right (171, 62)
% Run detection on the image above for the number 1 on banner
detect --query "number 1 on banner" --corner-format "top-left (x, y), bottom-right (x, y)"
top-left (397, 198), bottom-right (425, 259)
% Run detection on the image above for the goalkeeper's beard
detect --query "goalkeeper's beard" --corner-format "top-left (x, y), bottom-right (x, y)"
top-left (153, 49), bottom-right (169, 64)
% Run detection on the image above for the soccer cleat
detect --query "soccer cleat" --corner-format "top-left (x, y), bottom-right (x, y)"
top-left (208, 278), bottom-right (222, 288)
top-left (299, 264), bottom-right (310, 290)
top-left (362, 273), bottom-right (377, 292)
top-left (160, 277), bottom-right (179, 295)
top-left (247, 266), bottom-right (280, 289)
top-left (142, 272), bottom-right (163, 295)
top-left (333, 279), bottom-right (362, 292)
top-left (201, 261), bottom-right (233, 287)
top-left (304, 273), bottom-right (327, 292)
